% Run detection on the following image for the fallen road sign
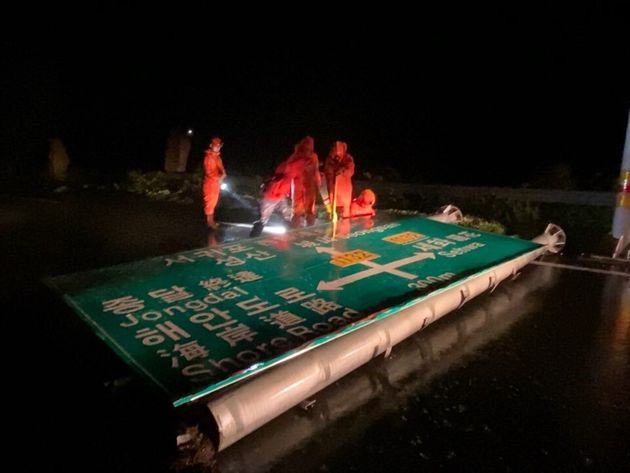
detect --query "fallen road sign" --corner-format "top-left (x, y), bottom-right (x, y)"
top-left (47, 215), bottom-right (540, 407)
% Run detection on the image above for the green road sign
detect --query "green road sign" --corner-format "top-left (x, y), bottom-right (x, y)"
top-left (48, 215), bottom-right (540, 407)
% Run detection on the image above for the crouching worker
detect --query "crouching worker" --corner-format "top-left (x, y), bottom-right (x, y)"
top-left (250, 171), bottom-right (293, 237)
top-left (350, 189), bottom-right (376, 217)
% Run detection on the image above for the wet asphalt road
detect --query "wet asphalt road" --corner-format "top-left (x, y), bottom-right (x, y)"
top-left (2, 190), bottom-right (628, 472)
top-left (220, 263), bottom-right (629, 473)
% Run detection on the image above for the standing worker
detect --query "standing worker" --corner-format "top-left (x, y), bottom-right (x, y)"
top-left (291, 136), bottom-right (320, 226)
top-left (324, 141), bottom-right (355, 219)
top-left (202, 137), bottom-right (226, 229)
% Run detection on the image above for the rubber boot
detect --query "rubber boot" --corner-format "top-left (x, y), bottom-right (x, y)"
top-left (291, 214), bottom-right (303, 228)
top-left (250, 221), bottom-right (264, 238)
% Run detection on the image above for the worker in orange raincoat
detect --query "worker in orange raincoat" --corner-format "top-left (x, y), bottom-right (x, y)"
top-left (324, 141), bottom-right (355, 218)
top-left (250, 154), bottom-right (304, 237)
top-left (350, 189), bottom-right (377, 217)
top-left (291, 136), bottom-right (320, 226)
top-left (202, 137), bottom-right (226, 229)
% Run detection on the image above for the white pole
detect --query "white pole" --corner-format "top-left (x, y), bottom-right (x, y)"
top-left (203, 223), bottom-right (566, 451)
top-left (612, 109), bottom-right (630, 239)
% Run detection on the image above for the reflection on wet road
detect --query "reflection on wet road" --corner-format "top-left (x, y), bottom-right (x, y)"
top-left (219, 264), bottom-right (629, 473)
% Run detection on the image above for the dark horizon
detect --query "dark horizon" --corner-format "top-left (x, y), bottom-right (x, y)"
top-left (2, 5), bottom-right (629, 189)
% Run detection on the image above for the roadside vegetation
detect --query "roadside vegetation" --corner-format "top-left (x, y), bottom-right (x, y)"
top-left (34, 169), bottom-right (612, 255)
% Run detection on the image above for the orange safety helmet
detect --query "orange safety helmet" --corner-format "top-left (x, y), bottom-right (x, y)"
top-left (300, 136), bottom-right (314, 151)
top-left (359, 189), bottom-right (376, 206)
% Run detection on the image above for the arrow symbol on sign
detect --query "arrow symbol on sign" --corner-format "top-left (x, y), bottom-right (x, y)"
top-left (317, 252), bottom-right (435, 291)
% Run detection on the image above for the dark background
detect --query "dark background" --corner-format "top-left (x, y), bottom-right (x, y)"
top-left (2, 7), bottom-right (629, 471)
top-left (2, 4), bottom-right (629, 188)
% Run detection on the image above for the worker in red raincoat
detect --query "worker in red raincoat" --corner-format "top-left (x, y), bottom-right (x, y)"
top-left (291, 136), bottom-right (320, 226)
top-left (324, 141), bottom-right (355, 218)
top-left (250, 154), bottom-right (304, 237)
top-left (350, 189), bottom-right (376, 217)
top-left (202, 137), bottom-right (226, 229)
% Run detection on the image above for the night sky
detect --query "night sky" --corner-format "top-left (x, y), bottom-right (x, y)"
top-left (2, 4), bottom-right (629, 188)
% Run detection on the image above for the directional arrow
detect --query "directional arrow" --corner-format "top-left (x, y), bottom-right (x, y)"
top-left (317, 252), bottom-right (435, 291)
top-left (315, 246), bottom-right (417, 279)
top-left (380, 252), bottom-right (435, 271)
